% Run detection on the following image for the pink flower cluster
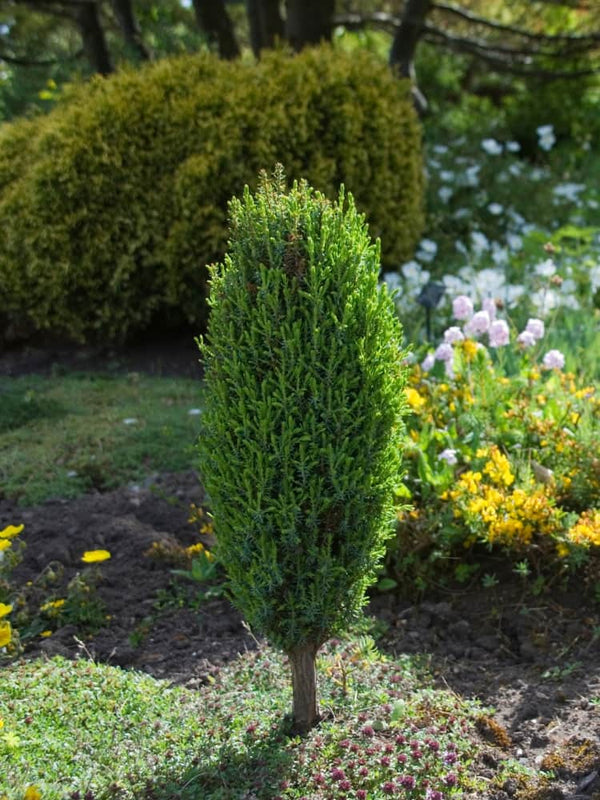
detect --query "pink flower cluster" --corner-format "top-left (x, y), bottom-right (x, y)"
top-left (421, 299), bottom-right (566, 377)
top-left (451, 295), bottom-right (509, 348)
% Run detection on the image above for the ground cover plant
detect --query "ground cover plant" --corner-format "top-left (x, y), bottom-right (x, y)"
top-left (0, 639), bottom-right (493, 800)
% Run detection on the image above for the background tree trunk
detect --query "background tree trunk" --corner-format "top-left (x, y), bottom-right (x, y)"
top-left (76, 0), bottom-right (113, 75)
top-left (111, 0), bottom-right (150, 61)
top-left (285, 0), bottom-right (335, 52)
top-left (389, 0), bottom-right (432, 113)
top-left (192, 0), bottom-right (240, 60)
top-left (246, 0), bottom-right (284, 57)
top-left (288, 644), bottom-right (320, 733)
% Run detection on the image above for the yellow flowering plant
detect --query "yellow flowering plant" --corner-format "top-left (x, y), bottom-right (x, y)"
top-left (0, 524), bottom-right (26, 662)
top-left (387, 308), bottom-right (600, 593)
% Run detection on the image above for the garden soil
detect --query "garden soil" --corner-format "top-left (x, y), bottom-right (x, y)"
top-left (1, 334), bottom-right (599, 800)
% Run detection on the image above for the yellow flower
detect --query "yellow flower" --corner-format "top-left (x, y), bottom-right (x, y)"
top-left (186, 542), bottom-right (206, 555)
top-left (462, 339), bottom-right (479, 360)
top-left (0, 621), bottom-right (12, 648)
top-left (40, 630), bottom-right (53, 638)
top-left (0, 603), bottom-right (12, 619)
top-left (0, 540), bottom-right (11, 552)
top-left (0, 524), bottom-right (23, 539)
top-left (405, 387), bottom-right (426, 412)
top-left (24, 788), bottom-right (42, 800)
top-left (483, 447), bottom-right (514, 488)
top-left (40, 599), bottom-right (65, 612)
top-left (81, 549), bottom-right (111, 563)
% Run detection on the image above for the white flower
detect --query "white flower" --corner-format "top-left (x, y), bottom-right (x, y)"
top-left (401, 261), bottom-right (425, 283)
top-left (443, 274), bottom-right (469, 296)
top-left (531, 288), bottom-right (560, 316)
top-left (529, 167), bottom-right (546, 181)
top-left (481, 138), bottom-right (503, 155)
top-left (443, 326), bottom-right (465, 345)
top-left (438, 449), bottom-right (458, 466)
top-left (553, 183), bottom-right (585, 203)
top-left (536, 124), bottom-right (556, 152)
top-left (472, 268), bottom-right (505, 298)
top-left (123, 418), bottom-right (138, 425)
top-left (383, 272), bottom-right (402, 291)
top-left (432, 144), bottom-right (449, 155)
top-left (188, 408), bottom-right (202, 416)
top-left (440, 170), bottom-right (455, 182)
top-left (417, 239), bottom-right (438, 262)
top-left (508, 162), bottom-right (524, 177)
top-left (487, 203), bottom-right (504, 216)
top-left (438, 186), bottom-right (453, 203)
top-left (491, 244), bottom-right (509, 267)
top-left (590, 264), bottom-right (600, 291)
top-left (534, 258), bottom-right (556, 278)
top-left (505, 284), bottom-right (526, 308)
top-left (464, 165), bottom-right (481, 186)
top-left (453, 208), bottom-right (470, 220)
top-left (506, 141), bottom-right (521, 153)
top-left (506, 233), bottom-right (523, 251)
top-left (542, 349), bottom-right (565, 370)
top-left (471, 231), bottom-right (490, 255)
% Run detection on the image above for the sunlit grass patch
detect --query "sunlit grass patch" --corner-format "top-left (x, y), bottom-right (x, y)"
top-left (0, 639), bottom-right (505, 799)
top-left (0, 373), bottom-right (203, 505)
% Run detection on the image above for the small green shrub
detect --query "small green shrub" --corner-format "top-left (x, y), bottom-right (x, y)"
top-left (197, 170), bottom-right (408, 730)
top-left (0, 46), bottom-right (423, 344)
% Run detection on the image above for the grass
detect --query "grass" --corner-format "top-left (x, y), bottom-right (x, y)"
top-left (0, 373), bottom-right (203, 506)
top-left (0, 636), bottom-right (506, 800)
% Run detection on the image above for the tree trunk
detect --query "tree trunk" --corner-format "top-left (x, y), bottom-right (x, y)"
top-left (288, 643), bottom-right (320, 733)
top-left (192, 0), bottom-right (241, 60)
top-left (285, 0), bottom-right (335, 52)
top-left (111, 0), bottom-right (151, 61)
top-left (389, 0), bottom-right (432, 113)
top-left (76, 0), bottom-right (113, 75)
top-left (246, 0), bottom-right (284, 57)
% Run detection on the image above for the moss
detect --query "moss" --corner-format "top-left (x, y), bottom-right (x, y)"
top-left (540, 736), bottom-right (600, 778)
top-left (475, 714), bottom-right (512, 750)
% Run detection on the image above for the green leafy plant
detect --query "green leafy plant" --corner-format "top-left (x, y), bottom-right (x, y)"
top-left (197, 169), bottom-right (408, 732)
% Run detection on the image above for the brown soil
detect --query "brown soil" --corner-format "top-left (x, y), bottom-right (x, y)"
top-left (1, 337), bottom-right (600, 799)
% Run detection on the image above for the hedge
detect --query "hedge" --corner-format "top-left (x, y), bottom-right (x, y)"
top-left (0, 46), bottom-right (424, 343)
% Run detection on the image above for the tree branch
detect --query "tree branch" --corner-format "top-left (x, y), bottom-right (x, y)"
top-left (423, 22), bottom-right (598, 60)
top-left (431, 2), bottom-right (600, 44)
top-left (0, 48), bottom-right (83, 66)
top-left (424, 25), bottom-right (600, 78)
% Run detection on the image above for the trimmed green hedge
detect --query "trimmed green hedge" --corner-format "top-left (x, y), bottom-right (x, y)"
top-left (0, 46), bottom-right (424, 343)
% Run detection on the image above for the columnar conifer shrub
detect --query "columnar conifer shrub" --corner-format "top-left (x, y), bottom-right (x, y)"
top-left (197, 169), bottom-right (408, 732)
top-left (0, 46), bottom-right (423, 344)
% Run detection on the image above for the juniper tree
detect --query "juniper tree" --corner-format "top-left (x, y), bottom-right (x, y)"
top-left (197, 168), bottom-right (407, 732)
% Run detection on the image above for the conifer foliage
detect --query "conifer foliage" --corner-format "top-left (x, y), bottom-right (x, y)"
top-left (197, 168), bottom-right (408, 731)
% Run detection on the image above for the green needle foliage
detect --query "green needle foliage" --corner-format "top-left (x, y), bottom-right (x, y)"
top-left (197, 168), bottom-right (408, 730)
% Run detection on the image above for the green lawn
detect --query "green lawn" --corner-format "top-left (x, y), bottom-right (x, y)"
top-left (0, 373), bottom-right (204, 506)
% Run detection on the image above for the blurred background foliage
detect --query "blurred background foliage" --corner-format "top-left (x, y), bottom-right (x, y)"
top-left (0, 0), bottom-right (598, 125)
